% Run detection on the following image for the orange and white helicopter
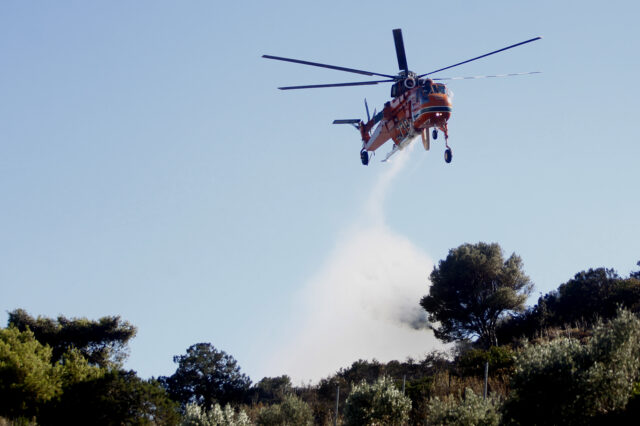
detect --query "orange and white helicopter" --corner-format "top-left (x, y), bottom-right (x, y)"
top-left (264, 29), bottom-right (541, 165)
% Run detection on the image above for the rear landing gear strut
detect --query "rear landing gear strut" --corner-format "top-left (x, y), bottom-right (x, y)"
top-left (442, 124), bottom-right (452, 164)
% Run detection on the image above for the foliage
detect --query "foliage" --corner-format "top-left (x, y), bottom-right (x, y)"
top-left (425, 388), bottom-right (501, 426)
top-left (421, 242), bottom-right (533, 347)
top-left (42, 370), bottom-right (180, 425)
top-left (497, 268), bottom-right (640, 343)
top-left (162, 343), bottom-right (251, 408)
top-left (0, 327), bottom-right (61, 419)
top-left (7, 309), bottom-right (136, 368)
top-left (247, 375), bottom-right (293, 405)
top-left (503, 309), bottom-right (640, 425)
top-left (343, 375), bottom-right (411, 426)
top-left (256, 394), bottom-right (314, 426)
top-left (182, 402), bottom-right (251, 426)
top-left (457, 346), bottom-right (515, 378)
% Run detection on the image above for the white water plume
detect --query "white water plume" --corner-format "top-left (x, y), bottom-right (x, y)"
top-left (267, 147), bottom-right (442, 383)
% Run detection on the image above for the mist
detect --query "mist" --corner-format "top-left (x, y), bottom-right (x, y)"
top-left (267, 147), bottom-right (443, 383)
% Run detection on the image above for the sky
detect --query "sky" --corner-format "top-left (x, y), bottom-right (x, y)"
top-left (1, 0), bottom-right (639, 384)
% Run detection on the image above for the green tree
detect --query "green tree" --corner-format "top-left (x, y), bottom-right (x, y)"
top-left (7, 309), bottom-right (136, 368)
top-left (503, 309), bottom-right (640, 425)
top-left (256, 394), bottom-right (314, 426)
top-left (0, 327), bottom-right (62, 419)
top-left (42, 370), bottom-right (180, 425)
top-left (343, 375), bottom-right (411, 426)
top-left (420, 242), bottom-right (533, 347)
top-left (161, 343), bottom-right (251, 408)
top-left (497, 267), bottom-right (640, 344)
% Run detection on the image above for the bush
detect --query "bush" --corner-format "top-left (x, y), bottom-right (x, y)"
top-left (457, 346), bottom-right (515, 378)
top-left (503, 309), bottom-right (640, 425)
top-left (182, 402), bottom-right (251, 426)
top-left (343, 376), bottom-right (411, 426)
top-left (256, 394), bottom-right (313, 426)
top-left (425, 388), bottom-right (501, 426)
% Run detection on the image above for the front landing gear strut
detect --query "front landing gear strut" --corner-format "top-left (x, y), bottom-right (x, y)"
top-left (360, 149), bottom-right (369, 166)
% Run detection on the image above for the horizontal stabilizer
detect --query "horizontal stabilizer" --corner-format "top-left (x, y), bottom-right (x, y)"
top-left (333, 119), bottom-right (361, 125)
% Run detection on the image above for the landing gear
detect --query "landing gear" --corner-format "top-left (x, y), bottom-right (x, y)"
top-left (360, 150), bottom-right (369, 166)
top-left (444, 147), bottom-right (452, 164)
top-left (432, 129), bottom-right (438, 140)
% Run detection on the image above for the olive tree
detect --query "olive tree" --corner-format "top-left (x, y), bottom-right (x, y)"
top-left (343, 376), bottom-right (411, 426)
top-left (420, 242), bottom-right (532, 347)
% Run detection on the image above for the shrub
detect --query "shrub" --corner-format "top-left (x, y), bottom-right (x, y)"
top-left (503, 309), bottom-right (640, 425)
top-left (256, 394), bottom-right (313, 426)
top-left (182, 402), bottom-right (251, 426)
top-left (425, 388), bottom-right (501, 426)
top-left (343, 375), bottom-right (411, 425)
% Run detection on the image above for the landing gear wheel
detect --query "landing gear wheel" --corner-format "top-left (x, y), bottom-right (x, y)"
top-left (432, 129), bottom-right (438, 140)
top-left (444, 147), bottom-right (452, 163)
top-left (360, 150), bottom-right (369, 166)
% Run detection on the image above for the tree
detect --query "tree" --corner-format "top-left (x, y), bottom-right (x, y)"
top-left (7, 309), bottom-right (136, 368)
top-left (497, 267), bottom-right (640, 344)
top-left (343, 376), bottom-right (411, 426)
top-left (248, 375), bottom-right (293, 405)
top-left (42, 370), bottom-right (180, 425)
top-left (0, 327), bottom-right (62, 419)
top-left (420, 242), bottom-right (533, 347)
top-left (161, 343), bottom-right (251, 408)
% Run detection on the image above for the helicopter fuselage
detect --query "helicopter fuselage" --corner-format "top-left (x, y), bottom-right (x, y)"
top-left (362, 79), bottom-right (452, 153)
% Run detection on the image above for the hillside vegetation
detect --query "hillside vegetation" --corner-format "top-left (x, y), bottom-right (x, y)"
top-left (2, 243), bottom-right (640, 425)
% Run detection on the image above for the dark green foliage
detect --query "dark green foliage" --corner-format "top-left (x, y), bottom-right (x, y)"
top-left (497, 268), bottom-right (640, 343)
top-left (161, 343), bottom-right (251, 408)
top-left (7, 309), bottom-right (136, 368)
top-left (421, 242), bottom-right (533, 347)
top-left (248, 375), bottom-right (293, 405)
top-left (457, 346), bottom-right (515, 378)
top-left (256, 394), bottom-right (314, 426)
top-left (0, 327), bottom-right (61, 419)
top-left (40, 370), bottom-right (179, 425)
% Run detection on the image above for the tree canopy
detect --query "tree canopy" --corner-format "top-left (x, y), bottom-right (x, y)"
top-left (161, 343), bottom-right (251, 408)
top-left (7, 309), bottom-right (136, 368)
top-left (420, 242), bottom-right (533, 347)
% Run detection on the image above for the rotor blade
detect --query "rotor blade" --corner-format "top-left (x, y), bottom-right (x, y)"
top-left (392, 29), bottom-right (409, 75)
top-left (278, 79), bottom-right (394, 90)
top-left (432, 71), bottom-right (542, 80)
top-left (263, 55), bottom-right (395, 79)
top-left (419, 36), bottom-right (542, 77)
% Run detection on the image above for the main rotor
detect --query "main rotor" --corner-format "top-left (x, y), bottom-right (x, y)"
top-left (263, 29), bottom-right (541, 91)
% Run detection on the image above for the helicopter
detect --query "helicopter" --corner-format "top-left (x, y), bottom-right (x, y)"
top-left (263, 29), bottom-right (541, 165)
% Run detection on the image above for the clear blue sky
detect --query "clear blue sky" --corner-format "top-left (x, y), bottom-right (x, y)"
top-left (1, 0), bottom-right (639, 383)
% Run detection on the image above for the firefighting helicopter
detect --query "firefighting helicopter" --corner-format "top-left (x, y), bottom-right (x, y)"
top-left (263, 29), bottom-right (541, 165)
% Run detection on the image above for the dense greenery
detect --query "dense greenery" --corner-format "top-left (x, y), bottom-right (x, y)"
top-left (3, 245), bottom-right (640, 424)
top-left (420, 242), bottom-right (533, 347)
top-left (160, 343), bottom-right (252, 408)
top-left (8, 309), bottom-right (136, 368)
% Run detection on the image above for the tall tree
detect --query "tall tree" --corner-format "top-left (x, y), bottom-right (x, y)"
top-left (161, 343), bottom-right (251, 407)
top-left (420, 242), bottom-right (533, 347)
top-left (7, 309), bottom-right (136, 368)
